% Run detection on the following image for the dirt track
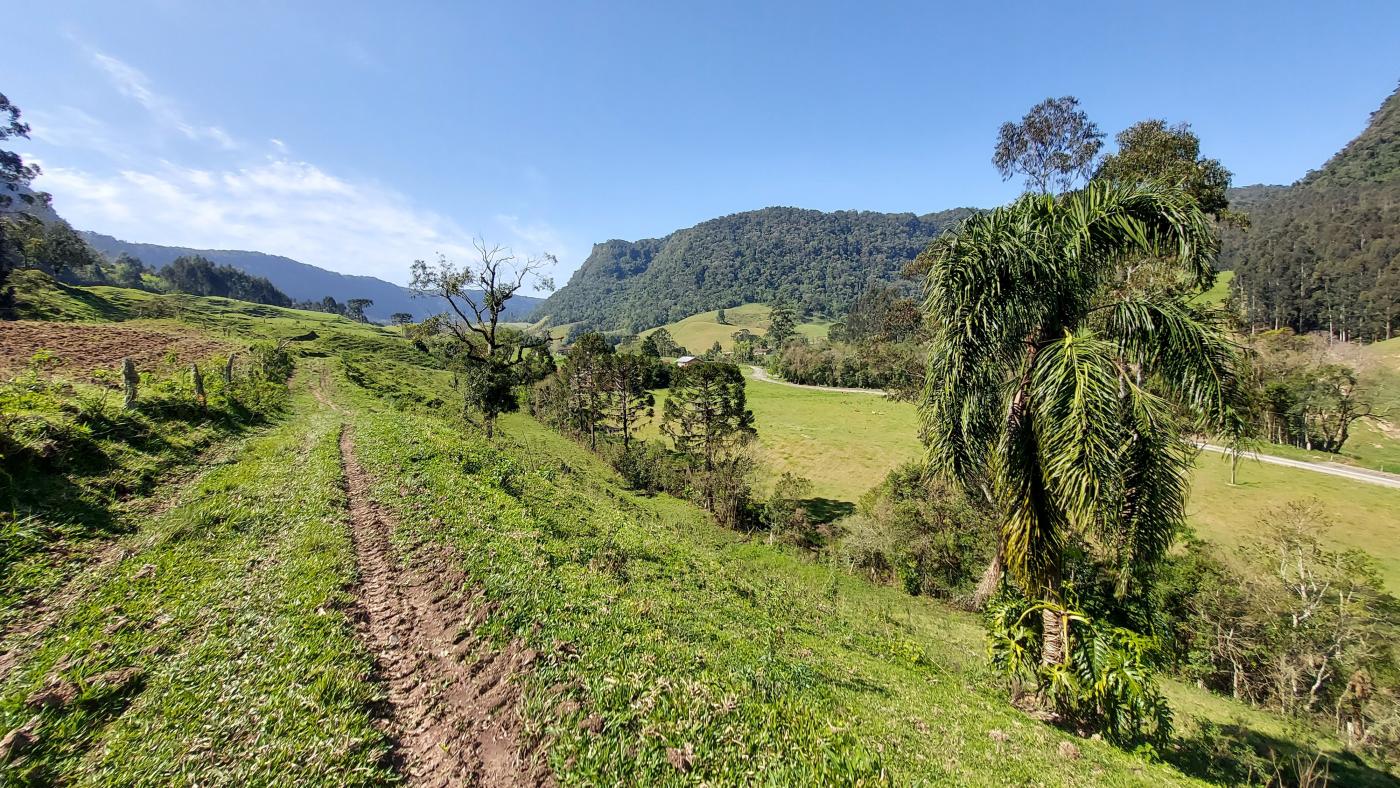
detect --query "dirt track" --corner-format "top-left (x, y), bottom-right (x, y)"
top-left (339, 427), bottom-right (549, 787)
top-left (0, 321), bottom-right (234, 378)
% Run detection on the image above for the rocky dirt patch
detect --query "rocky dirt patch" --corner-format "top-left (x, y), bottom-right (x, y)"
top-left (0, 321), bottom-right (235, 379)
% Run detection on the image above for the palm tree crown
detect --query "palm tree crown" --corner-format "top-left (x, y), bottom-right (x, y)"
top-left (919, 182), bottom-right (1249, 618)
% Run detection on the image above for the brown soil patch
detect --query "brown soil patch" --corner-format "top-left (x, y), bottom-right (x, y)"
top-left (340, 427), bottom-right (550, 787)
top-left (0, 321), bottom-right (234, 379)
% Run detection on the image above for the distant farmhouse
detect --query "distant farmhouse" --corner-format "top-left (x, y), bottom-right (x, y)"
top-left (675, 355), bottom-right (699, 367)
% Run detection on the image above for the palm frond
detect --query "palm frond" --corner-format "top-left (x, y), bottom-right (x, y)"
top-left (1028, 329), bottom-right (1124, 534)
top-left (1103, 298), bottom-right (1251, 441)
top-left (993, 395), bottom-right (1064, 596)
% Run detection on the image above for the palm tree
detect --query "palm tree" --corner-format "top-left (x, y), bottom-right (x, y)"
top-left (919, 182), bottom-right (1249, 665)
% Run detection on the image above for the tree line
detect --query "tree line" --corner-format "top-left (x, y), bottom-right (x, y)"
top-left (0, 213), bottom-right (380, 323)
top-left (1221, 84), bottom-right (1399, 341)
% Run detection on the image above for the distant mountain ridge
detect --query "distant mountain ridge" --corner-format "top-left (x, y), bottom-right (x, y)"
top-left (78, 232), bottom-right (542, 323)
top-left (532, 206), bottom-right (977, 332)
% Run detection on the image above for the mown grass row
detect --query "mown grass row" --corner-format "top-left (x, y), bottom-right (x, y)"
top-left (0, 360), bottom-right (286, 627)
top-left (340, 374), bottom-right (1209, 785)
top-left (0, 387), bottom-right (392, 785)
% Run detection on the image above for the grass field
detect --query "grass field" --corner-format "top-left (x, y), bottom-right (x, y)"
top-left (637, 303), bottom-right (832, 353)
top-left (4, 275), bottom-right (1397, 784)
top-left (1191, 269), bottom-right (1234, 307)
top-left (663, 370), bottom-right (1400, 592)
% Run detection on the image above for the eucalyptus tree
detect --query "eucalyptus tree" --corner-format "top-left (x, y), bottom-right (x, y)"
top-left (993, 96), bottom-right (1103, 195)
top-left (919, 181), bottom-right (1249, 665)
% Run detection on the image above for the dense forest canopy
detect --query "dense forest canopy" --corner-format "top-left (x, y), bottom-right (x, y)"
top-left (532, 206), bottom-right (975, 332)
top-left (160, 254), bottom-right (293, 306)
top-left (1222, 84), bottom-right (1400, 340)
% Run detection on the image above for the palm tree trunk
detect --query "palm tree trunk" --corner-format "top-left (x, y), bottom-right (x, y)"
top-left (970, 547), bottom-right (1004, 610)
top-left (1041, 605), bottom-right (1066, 666)
top-left (1041, 574), bottom-right (1066, 667)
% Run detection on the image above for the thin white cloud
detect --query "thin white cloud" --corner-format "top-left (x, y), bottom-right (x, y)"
top-left (494, 213), bottom-right (571, 277)
top-left (90, 51), bottom-right (237, 150)
top-left (25, 105), bottom-right (132, 161)
top-left (36, 158), bottom-right (477, 282)
top-left (29, 44), bottom-right (563, 287)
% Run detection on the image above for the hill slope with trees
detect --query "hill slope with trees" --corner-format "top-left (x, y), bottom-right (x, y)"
top-left (532, 206), bottom-right (976, 332)
top-left (1221, 84), bottom-right (1400, 340)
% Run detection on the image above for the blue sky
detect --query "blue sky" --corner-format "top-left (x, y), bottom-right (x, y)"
top-left (8, 1), bottom-right (1399, 288)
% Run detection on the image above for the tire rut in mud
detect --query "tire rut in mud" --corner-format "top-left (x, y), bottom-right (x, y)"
top-left (339, 427), bottom-right (549, 787)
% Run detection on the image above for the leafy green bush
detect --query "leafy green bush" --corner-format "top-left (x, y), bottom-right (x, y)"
top-left (838, 463), bottom-right (994, 600)
top-left (987, 593), bottom-right (1173, 749)
top-left (250, 341), bottom-right (295, 383)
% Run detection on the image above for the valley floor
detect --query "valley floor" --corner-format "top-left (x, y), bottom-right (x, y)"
top-left (3, 355), bottom-right (1396, 785)
top-left (3, 277), bottom-right (1397, 785)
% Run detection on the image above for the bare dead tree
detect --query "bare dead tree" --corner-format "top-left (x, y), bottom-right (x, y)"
top-left (410, 239), bottom-right (555, 437)
top-left (411, 239), bottom-right (555, 363)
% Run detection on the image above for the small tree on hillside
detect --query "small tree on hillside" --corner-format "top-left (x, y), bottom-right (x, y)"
top-left (601, 352), bottom-right (655, 450)
top-left (638, 332), bottom-right (662, 358)
top-left (649, 327), bottom-right (681, 357)
top-left (716, 307), bottom-right (728, 325)
top-left (766, 302), bottom-right (797, 347)
top-left (410, 240), bottom-right (555, 438)
top-left (1, 93), bottom-right (47, 318)
top-left (390, 312), bottom-right (414, 326)
top-left (663, 361), bottom-right (756, 522)
top-left (346, 298), bottom-right (374, 322)
top-left (563, 332), bottom-right (613, 450)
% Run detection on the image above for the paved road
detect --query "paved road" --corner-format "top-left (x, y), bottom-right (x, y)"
top-left (1198, 444), bottom-right (1400, 491)
top-left (746, 366), bottom-right (1400, 491)
top-left (746, 365), bottom-right (888, 395)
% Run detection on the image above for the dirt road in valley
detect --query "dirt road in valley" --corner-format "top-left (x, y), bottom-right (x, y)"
top-left (338, 427), bottom-right (550, 787)
top-left (746, 365), bottom-right (887, 395)
top-left (1198, 443), bottom-right (1400, 490)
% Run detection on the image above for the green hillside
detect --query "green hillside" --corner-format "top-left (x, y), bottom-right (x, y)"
top-left (533, 206), bottom-right (974, 333)
top-left (1223, 84), bottom-right (1400, 340)
top-left (4, 277), bottom-right (1394, 784)
top-left (637, 302), bottom-right (831, 353)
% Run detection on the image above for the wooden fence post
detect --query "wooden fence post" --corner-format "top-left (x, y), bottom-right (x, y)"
top-left (191, 363), bottom-right (206, 408)
top-left (122, 358), bottom-right (138, 409)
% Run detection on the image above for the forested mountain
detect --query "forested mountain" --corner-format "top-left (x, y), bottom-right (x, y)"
top-left (532, 206), bottom-right (976, 332)
top-left (79, 232), bottom-right (543, 323)
top-left (1221, 84), bottom-right (1400, 340)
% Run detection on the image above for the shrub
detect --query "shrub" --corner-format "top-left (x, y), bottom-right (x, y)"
top-left (250, 341), bottom-right (295, 383)
top-left (987, 592), bottom-right (1174, 749)
top-left (838, 463), bottom-right (994, 600)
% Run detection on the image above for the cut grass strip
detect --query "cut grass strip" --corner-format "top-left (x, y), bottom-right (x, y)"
top-left (0, 388), bottom-right (392, 785)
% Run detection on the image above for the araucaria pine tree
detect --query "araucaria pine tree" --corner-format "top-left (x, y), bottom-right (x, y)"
top-left (662, 361), bottom-right (757, 525)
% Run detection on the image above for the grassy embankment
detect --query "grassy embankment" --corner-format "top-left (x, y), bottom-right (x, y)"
top-left (4, 275), bottom-right (1396, 784)
top-left (341, 359), bottom-right (1395, 785)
